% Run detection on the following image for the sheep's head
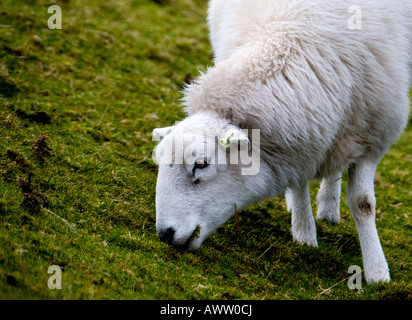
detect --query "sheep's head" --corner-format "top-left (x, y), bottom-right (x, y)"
top-left (152, 112), bottom-right (268, 251)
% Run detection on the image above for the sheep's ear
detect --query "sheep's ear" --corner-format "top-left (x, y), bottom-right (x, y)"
top-left (219, 127), bottom-right (250, 150)
top-left (152, 126), bottom-right (174, 142)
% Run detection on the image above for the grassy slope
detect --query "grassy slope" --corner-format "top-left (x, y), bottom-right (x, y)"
top-left (0, 0), bottom-right (411, 300)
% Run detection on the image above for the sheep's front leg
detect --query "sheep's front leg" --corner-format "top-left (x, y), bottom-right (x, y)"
top-left (286, 185), bottom-right (318, 247)
top-left (316, 173), bottom-right (342, 224)
top-left (347, 160), bottom-right (390, 283)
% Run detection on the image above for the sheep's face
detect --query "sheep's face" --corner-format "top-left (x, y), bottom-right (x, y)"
top-left (153, 113), bottom-right (263, 251)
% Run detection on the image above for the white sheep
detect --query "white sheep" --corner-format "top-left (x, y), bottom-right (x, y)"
top-left (153, 0), bottom-right (412, 284)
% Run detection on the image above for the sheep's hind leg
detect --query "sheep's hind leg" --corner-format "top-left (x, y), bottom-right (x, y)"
top-left (347, 160), bottom-right (390, 283)
top-left (316, 173), bottom-right (342, 224)
top-left (287, 185), bottom-right (318, 247)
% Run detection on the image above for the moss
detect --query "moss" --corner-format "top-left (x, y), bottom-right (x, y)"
top-left (0, 0), bottom-right (411, 300)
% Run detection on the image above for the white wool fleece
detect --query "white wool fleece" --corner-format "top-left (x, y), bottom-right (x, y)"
top-left (184, 0), bottom-right (411, 191)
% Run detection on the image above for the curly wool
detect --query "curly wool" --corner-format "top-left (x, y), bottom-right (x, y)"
top-left (183, 0), bottom-right (412, 190)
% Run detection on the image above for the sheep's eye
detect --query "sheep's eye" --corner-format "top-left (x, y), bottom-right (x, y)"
top-left (193, 162), bottom-right (209, 175)
top-left (195, 163), bottom-right (208, 169)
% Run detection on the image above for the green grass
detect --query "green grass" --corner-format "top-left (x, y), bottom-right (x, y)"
top-left (0, 0), bottom-right (411, 300)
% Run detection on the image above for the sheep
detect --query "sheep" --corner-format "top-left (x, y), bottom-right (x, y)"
top-left (152, 0), bottom-right (412, 284)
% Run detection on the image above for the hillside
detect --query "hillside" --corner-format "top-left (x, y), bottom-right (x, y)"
top-left (0, 0), bottom-right (411, 299)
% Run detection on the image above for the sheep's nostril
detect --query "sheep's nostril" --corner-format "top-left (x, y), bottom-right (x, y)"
top-left (158, 227), bottom-right (175, 244)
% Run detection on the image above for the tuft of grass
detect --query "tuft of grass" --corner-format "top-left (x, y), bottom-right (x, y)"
top-left (18, 172), bottom-right (47, 214)
top-left (30, 135), bottom-right (52, 162)
top-left (0, 0), bottom-right (411, 300)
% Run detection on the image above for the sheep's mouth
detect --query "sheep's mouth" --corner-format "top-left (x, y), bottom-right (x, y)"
top-left (176, 225), bottom-right (201, 251)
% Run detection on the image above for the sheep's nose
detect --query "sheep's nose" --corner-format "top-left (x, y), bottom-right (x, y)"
top-left (158, 227), bottom-right (175, 244)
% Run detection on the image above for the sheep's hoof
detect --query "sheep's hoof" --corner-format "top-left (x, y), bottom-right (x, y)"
top-left (364, 263), bottom-right (390, 284)
top-left (317, 209), bottom-right (340, 224)
top-left (293, 236), bottom-right (318, 247)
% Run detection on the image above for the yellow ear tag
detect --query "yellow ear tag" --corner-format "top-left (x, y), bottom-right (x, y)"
top-left (219, 132), bottom-right (234, 148)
